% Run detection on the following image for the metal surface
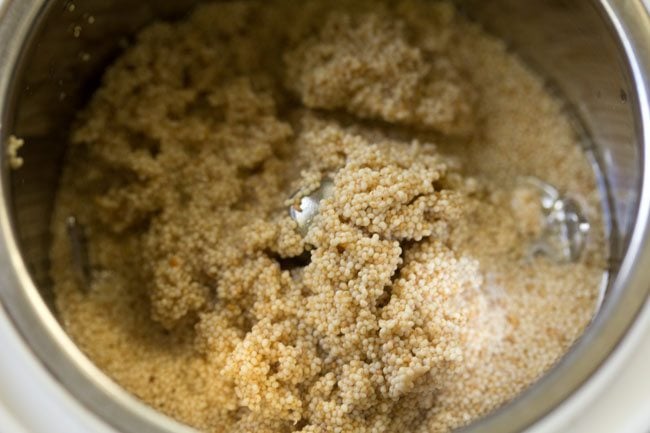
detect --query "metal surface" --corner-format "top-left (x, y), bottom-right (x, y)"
top-left (0, 1), bottom-right (649, 433)
top-left (65, 216), bottom-right (91, 292)
top-left (518, 177), bottom-right (591, 263)
top-left (290, 178), bottom-right (335, 235)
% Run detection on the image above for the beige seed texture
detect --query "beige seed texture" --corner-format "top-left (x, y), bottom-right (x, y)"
top-left (50, 1), bottom-right (607, 433)
top-left (6, 135), bottom-right (24, 169)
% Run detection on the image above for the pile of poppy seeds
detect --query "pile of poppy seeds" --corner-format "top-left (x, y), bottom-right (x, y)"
top-left (50, 1), bottom-right (607, 432)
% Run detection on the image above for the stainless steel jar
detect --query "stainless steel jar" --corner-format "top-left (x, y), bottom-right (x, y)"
top-left (0, 1), bottom-right (649, 432)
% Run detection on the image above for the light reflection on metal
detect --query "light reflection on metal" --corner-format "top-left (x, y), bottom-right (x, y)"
top-left (520, 177), bottom-right (590, 263)
top-left (289, 178), bottom-right (335, 235)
